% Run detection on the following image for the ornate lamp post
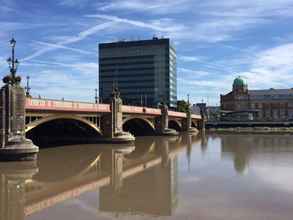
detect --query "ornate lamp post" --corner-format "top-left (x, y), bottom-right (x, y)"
top-left (94, 88), bottom-right (98, 104)
top-left (25, 76), bottom-right (31, 97)
top-left (0, 38), bottom-right (39, 161)
top-left (184, 94), bottom-right (198, 133)
top-left (4, 38), bottom-right (21, 85)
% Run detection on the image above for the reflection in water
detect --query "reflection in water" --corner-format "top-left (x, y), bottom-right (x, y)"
top-left (0, 161), bottom-right (38, 220)
top-left (1, 134), bottom-right (293, 220)
top-left (221, 134), bottom-right (293, 174)
top-left (200, 131), bottom-right (208, 153)
top-left (0, 134), bottom-right (197, 220)
top-left (99, 156), bottom-right (178, 216)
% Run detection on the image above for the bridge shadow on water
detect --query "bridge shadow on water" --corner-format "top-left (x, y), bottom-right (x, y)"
top-left (26, 119), bottom-right (102, 148)
top-left (123, 118), bottom-right (156, 136)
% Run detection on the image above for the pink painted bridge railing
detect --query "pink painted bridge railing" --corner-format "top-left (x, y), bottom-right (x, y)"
top-left (25, 98), bottom-right (201, 119)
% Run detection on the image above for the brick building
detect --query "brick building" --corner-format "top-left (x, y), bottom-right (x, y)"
top-left (220, 77), bottom-right (293, 121)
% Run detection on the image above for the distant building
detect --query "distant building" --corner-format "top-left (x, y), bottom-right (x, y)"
top-left (220, 76), bottom-right (293, 121)
top-left (99, 38), bottom-right (177, 108)
top-left (191, 104), bottom-right (200, 114)
top-left (206, 106), bottom-right (220, 121)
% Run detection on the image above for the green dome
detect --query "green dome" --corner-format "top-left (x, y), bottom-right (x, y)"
top-left (233, 76), bottom-right (247, 87)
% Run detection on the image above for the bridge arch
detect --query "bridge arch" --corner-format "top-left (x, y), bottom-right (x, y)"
top-left (123, 117), bottom-right (156, 136)
top-left (191, 121), bottom-right (198, 128)
top-left (26, 115), bottom-right (102, 147)
top-left (168, 120), bottom-right (182, 132)
top-left (125, 137), bottom-right (156, 160)
top-left (26, 115), bottom-right (101, 134)
top-left (35, 145), bottom-right (103, 182)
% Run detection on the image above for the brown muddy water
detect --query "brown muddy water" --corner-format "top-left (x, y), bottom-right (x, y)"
top-left (1, 133), bottom-right (293, 220)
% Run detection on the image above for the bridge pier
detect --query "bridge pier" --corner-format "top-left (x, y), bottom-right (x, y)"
top-left (197, 102), bottom-right (207, 132)
top-left (100, 88), bottom-right (135, 143)
top-left (100, 146), bottom-right (134, 192)
top-left (181, 104), bottom-right (199, 134)
top-left (0, 39), bottom-right (38, 161)
top-left (155, 103), bottom-right (178, 136)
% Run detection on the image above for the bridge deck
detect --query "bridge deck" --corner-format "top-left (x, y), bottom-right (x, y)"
top-left (25, 98), bottom-right (201, 119)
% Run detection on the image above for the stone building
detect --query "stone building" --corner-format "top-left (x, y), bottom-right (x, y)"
top-left (220, 76), bottom-right (293, 121)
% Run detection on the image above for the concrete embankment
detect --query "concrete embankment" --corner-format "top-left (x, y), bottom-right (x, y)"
top-left (207, 127), bottom-right (293, 134)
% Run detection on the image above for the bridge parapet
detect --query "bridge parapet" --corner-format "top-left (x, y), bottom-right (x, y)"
top-left (122, 106), bottom-right (161, 115)
top-left (25, 98), bottom-right (201, 120)
top-left (168, 111), bottom-right (186, 118)
top-left (191, 114), bottom-right (201, 120)
top-left (26, 98), bottom-right (110, 113)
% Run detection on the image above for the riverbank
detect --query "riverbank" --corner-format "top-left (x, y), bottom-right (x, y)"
top-left (207, 127), bottom-right (293, 134)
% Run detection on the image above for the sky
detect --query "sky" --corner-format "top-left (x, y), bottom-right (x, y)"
top-left (1, 0), bottom-right (293, 105)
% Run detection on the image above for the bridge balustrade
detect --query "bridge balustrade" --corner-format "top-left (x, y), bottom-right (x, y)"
top-left (26, 98), bottom-right (111, 113)
top-left (144, 107), bottom-right (161, 115)
top-left (168, 111), bottom-right (186, 118)
top-left (122, 106), bottom-right (161, 115)
top-left (25, 98), bottom-right (201, 119)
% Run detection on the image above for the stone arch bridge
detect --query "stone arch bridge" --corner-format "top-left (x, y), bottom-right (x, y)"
top-left (25, 97), bottom-right (202, 138)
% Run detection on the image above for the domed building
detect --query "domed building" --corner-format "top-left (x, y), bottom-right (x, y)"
top-left (232, 76), bottom-right (248, 93)
top-left (220, 77), bottom-right (293, 121)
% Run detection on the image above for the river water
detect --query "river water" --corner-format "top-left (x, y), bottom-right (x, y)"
top-left (1, 133), bottom-right (293, 220)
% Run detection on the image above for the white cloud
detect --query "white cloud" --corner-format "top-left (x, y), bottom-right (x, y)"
top-left (88, 14), bottom-right (269, 44)
top-left (179, 55), bottom-right (203, 62)
top-left (58, 0), bottom-right (92, 7)
top-left (24, 60), bottom-right (98, 76)
top-left (29, 69), bottom-right (97, 101)
top-left (251, 158), bottom-right (293, 194)
top-left (21, 21), bottom-right (116, 62)
top-left (179, 68), bottom-right (210, 78)
top-left (0, 21), bottom-right (69, 34)
top-left (0, 56), bottom-right (5, 65)
top-left (190, 17), bottom-right (268, 43)
top-left (0, 0), bottom-right (15, 13)
top-left (92, 1), bottom-right (291, 45)
top-left (178, 42), bottom-right (293, 104)
top-left (87, 14), bottom-right (185, 34)
top-left (97, 0), bottom-right (190, 14)
top-left (178, 77), bottom-right (230, 89)
top-left (34, 41), bottom-right (94, 55)
top-left (240, 43), bottom-right (293, 89)
top-left (199, 0), bottom-right (293, 18)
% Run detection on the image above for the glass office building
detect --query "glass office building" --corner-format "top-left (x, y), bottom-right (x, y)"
top-left (99, 38), bottom-right (177, 108)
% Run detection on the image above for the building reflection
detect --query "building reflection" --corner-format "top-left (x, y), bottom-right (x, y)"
top-left (200, 131), bottom-right (208, 153)
top-left (99, 157), bottom-right (178, 216)
top-left (0, 134), bottom-right (200, 220)
top-left (220, 134), bottom-right (293, 174)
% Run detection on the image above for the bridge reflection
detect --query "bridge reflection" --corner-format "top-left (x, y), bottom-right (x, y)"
top-left (0, 134), bottom-right (200, 220)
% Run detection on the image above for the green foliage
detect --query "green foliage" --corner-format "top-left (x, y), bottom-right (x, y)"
top-left (177, 100), bottom-right (189, 112)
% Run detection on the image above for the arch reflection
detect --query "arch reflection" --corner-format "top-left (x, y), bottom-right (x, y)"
top-left (0, 134), bottom-right (201, 219)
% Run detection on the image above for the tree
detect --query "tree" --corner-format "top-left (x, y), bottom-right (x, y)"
top-left (177, 100), bottom-right (189, 113)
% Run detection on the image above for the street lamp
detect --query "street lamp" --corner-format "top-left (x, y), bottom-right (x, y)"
top-left (25, 76), bottom-right (31, 97)
top-left (6, 38), bottom-right (20, 82)
top-left (15, 59), bottom-right (19, 72)
top-left (10, 38), bottom-right (16, 48)
top-left (95, 88), bottom-right (98, 104)
top-left (7, 57), bottom-right (12, 69)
